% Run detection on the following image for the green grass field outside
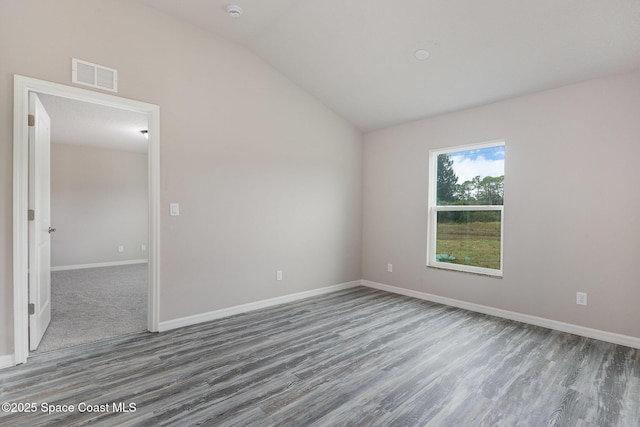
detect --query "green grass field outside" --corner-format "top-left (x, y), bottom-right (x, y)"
top-left (435, 221), bottom-right (501, 270)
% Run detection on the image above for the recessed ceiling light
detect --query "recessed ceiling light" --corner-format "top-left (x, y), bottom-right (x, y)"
top-left (414, 49), bottom-right (430, 60)
top-left (226, 5), bottom-right (243, 18)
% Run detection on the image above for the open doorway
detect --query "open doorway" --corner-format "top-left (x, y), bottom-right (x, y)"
top-left (31, 93), bottom-right (149, 353)
top-left (12, 75), bottom-right (160, 366)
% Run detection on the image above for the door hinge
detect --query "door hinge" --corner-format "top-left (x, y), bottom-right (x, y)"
top-left (28, 209), bottom-right (35, 221)
top-left (28, 114), bottom-right (35, 127)
top-left (28, 303), bottom-right (35, 315)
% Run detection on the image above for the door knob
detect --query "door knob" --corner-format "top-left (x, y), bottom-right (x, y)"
top-left (48, 227), bottom-right (56, 234)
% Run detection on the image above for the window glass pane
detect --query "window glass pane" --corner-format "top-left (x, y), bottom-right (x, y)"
top-left (437, 145), bottom-right (504, 206)
top-left (435, 210), bottom-right (501, 270)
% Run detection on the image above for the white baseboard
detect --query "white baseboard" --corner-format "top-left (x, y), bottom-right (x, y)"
top-left (0, 354), bottom-right (15, 370)
top-left (362, 280), bottom-right (640, 349)
top-left (51, 259), bottom-right (148, 272)
top-left (159, 280), bottom-right (361, 332)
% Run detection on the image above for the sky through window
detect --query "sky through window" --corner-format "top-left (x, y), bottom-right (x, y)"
top-left (449, 145), bottom-right (504, 184)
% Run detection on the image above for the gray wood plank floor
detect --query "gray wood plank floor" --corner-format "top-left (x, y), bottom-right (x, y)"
top-left (1, 286), bottom-right (638, 426)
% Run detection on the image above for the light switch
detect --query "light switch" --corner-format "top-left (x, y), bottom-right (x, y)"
top-left (170, 203), bottom-right (180, 216)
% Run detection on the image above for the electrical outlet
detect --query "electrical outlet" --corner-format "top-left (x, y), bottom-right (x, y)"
top-left (276, 270), bottom-right (283, 281)
top-left (118, 245), bottom-right (124, 253)
top-left (387, 264), bottom-right (393, 273)
top-left (141, 244), bottom-right (147, 252)
top-left (576, 292), bottom-right (587, 306)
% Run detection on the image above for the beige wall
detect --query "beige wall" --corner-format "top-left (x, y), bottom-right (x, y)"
top-left (363, 71), bottom-right (640, 338)
top-left (0, 1), bottom-right (363, 356)
top-left (51, 144), bottom-right (148, 267)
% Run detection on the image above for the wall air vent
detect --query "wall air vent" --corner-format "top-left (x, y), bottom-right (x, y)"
top-left (72, 58), bottom-right (118, 92)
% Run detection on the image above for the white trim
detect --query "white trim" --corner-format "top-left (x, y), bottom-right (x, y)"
top-left (51, 259), bottom-right (148, 272)
top-left (12, 75), bottom-right (161, 366)
top-left (362, 280), bottom-right (640, 349)
top-left (429, 139), bottom-right (506, 157)
top-left (0, 354), bottom-right (15, 370)
top-left (159, 281), bottom-right (361, 332)
top-left (13, 79), bottom-right (30, 366)
top-left (147, 107), bottom-right (161, 334)
top-left (435, 205), bottom-right (503, 212)
top-left (428, 258), bottom-right (503, 277)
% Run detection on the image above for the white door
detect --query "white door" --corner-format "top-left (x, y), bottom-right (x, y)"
top-left (28, 92), bottom-right (52, 351)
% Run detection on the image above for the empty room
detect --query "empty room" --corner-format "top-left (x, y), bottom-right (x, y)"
top-left (0, 0), bottom-right (639, 426)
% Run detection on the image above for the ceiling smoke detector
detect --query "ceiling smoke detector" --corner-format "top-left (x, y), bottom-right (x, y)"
top-left (414, 49), bottom-right (430, 60)
top-left (226, 5), bottom-right (243, 18)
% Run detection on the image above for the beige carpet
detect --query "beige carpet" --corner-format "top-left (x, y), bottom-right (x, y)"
top-left (33, 264), bottom-right (147, 353)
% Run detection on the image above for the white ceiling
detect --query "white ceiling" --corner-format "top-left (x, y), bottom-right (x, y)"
top-left (38, 94), bottom-right (149, 153)
top-left (138, 0), bottom-right (640, 131)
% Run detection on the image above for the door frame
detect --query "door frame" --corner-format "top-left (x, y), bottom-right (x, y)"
top-left (13, 75), bottom-right (161, 365)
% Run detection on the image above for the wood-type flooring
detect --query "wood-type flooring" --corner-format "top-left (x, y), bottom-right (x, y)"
top-left (0, 286), bottom-right (638, 426)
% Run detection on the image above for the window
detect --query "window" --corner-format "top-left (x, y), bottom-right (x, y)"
top-left (427, 141), bottom-right (505, 276)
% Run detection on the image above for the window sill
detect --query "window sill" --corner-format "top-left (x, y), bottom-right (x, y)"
top-left (427, 262), bottom-right (503, 278)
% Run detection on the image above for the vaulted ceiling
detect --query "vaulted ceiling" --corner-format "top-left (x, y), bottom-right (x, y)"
top-left (137, 0), bottom-right (640, 131)
top-left (40, 1), bottom-right (640, 147)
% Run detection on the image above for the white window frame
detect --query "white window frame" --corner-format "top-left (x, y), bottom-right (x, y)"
top-left (427, 140), bottom-right (505, 277)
